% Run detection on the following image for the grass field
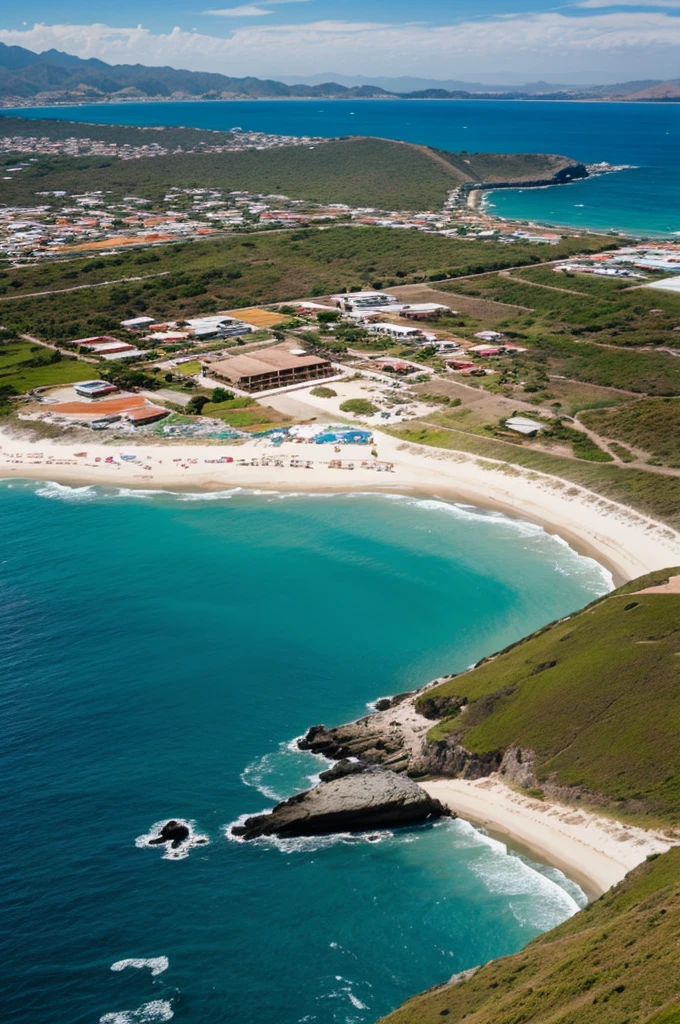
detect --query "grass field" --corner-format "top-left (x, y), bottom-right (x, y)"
top-left (0, 339), bottom-right (92, 394)
top-left (381, 847), bottom-right (680, 1024)
top-left (580, 398), bottom-right (680, 468)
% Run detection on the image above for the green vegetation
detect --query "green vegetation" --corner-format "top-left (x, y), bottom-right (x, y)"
top-left (0, 227), bottom-right (610, 303)
top-left (339, 398), bottom-right (378, 416)
top-left (200, 396), bottom-right (287, 430)
top-left (580, 398), bottom-right (680, 468)
top-left (310, 386), bottom-right (338, 398)
top-left (434, 149), bottom-right (579, 184)
top-left (0, 337), bottom-right (90, 394)
top-left (174, 361), bottom-right (202, 377)
top-left (381, 848), bottom-right (680, 1024)
top-left (445, 268), bottom-right (680, 351)
top-left (417, 571), bottom-right (680, 825)
top-left (393, 424), bottom-right (680, 527)
top-left (0, 138), bottom-right (592, 213)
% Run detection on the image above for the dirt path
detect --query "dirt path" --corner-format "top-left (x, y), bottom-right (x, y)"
top-left (0, 271), bottom-right (171, 303)
top-left (499, 269), bottom-right (592, 297)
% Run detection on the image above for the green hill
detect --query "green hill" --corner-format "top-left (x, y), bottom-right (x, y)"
top-left (417, 568), bottom-right (680, 827)
top-left (380, 847), bottom-right (680, 1024)
top-left (0, 131), bottom-right (586, 211)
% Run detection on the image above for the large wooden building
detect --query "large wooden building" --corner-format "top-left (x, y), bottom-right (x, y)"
top-left (208, 344), bottom-right (334, 393)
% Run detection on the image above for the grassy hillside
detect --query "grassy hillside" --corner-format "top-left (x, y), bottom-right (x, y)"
top-left (380, 847), bottom-right (680, 1024)
top-left (580, 398), bottom-right (680, 468)
top-left (417, 569), bottom-right (680, 826)
top-left (434, 149), bottom-right (580, 183)
top-left (0, 135), bottom-right (586, 211)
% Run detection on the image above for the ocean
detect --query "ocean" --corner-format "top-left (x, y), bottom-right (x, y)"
top-left (1, 483), bottom-right (612, 1024)
top-left (5, 98), bottom-right (680, 236)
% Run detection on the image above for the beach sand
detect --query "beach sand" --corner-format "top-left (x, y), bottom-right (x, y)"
top-left (1, 425), bottom-right (679, 585)
top-left (421, 778), bottom-right (673, 899)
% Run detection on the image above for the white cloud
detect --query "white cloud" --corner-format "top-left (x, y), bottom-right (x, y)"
top-left (575, 0), bottom-right (680, 7)
top-left (203, 5), bottom-right (273, 15)
top-left (2, 11), bottom-right (680, 80)
top-left (204, 0), bottom-right (313, 14)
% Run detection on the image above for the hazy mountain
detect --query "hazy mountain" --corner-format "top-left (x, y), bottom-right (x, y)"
top-left (0, 42), bottom-right (677, 105)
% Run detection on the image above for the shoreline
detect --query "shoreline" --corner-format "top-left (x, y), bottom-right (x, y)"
top-left (2, 426), bottom-right (680, 584)
top-left (421, 778), bottom-right (673, 899)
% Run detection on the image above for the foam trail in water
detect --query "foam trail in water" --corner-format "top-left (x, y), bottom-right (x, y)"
top-left (110, 958), bottom-right (169, 977)
top-left (100, 1000), bottom-right (173, 1023)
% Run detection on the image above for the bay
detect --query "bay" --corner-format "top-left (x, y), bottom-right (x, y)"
top-left (0, 484), bottom-right (610, 1024)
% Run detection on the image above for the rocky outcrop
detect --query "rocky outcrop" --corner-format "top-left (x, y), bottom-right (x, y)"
top-left (232, 764), bottom-right (450, 840)
top-left (148, 820), bottom-right (190, 848)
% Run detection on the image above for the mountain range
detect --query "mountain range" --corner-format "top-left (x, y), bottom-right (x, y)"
top-left (0, 41), bottom-right (679, 105)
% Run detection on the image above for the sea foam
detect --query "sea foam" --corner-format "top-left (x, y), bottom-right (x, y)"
top-left (110, 958), bottom-right (169, 977)
top-left (100, 1000), bottom-right (173, 1024)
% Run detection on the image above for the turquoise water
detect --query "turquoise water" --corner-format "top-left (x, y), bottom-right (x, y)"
top-left (0, 482), bottom-right (611, 1024)
top-left (5, 98), bottom-right (680, 236)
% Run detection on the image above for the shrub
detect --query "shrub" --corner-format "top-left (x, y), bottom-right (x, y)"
top-left (310, 386), bottom-right (337, 398)
top-left (339, 398), bottom-right (378, 416)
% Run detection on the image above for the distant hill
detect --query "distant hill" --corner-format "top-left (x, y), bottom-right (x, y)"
top-left (0, 42), bottom-right (678, 105)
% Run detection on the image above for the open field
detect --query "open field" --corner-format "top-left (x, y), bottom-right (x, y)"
top-left (580, 398), bottom-right (680, 468)
top-left (445, 268), bottom-right (680, 348)
top-left (0, 338), bottom-right (92, 396)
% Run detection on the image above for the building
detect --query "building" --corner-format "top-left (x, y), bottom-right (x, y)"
top-left (474, 331), bottom-right (504, 342)
top-left (401, 303), bottom-right (449, 320)
top-left (505, 416), bottom-right (544, 436)
top-left (74, 380), bottom-right (118, 399)
top-left (367, 323), bottom-right (424, 340)
top-left (331, 291), bottom-right (398, 310)
top-left (208, 344), bottom-right (334, 393)
top-left (120, 316), bottom-right (156, 331)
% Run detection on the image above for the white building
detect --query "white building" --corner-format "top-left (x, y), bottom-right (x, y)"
top-left (331, 291), bottom-right (399, 310)
top-left (367, 323), bottom-right (424, 340)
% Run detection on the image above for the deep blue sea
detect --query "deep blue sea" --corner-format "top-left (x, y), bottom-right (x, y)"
top-left (5, 98), bottom-right (680, 236)
top-left (0, 482), bottom-right (612, 1024)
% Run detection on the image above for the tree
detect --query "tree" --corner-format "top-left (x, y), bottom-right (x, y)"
top-left (187, 395), bottom-right (210, 416)
top-left (317, 311), bottom-right (341, 325)
top-left (212, 387), bottom-right (234, 404)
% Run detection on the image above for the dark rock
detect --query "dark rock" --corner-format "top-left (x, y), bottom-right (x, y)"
top-left (233, 768), bottom-right (450, 840)
top-left (148, 820), bottom-right (190, 848)
top-left (319, 758), bottom-right (369, 782)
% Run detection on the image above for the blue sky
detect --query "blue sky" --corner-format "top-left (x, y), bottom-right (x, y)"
top-left (1, 1), bottom-right (680, 82)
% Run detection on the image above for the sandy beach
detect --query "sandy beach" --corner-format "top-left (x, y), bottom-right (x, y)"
top-left (422, 778), bottom-right (673, 899)
top-left (1, 424), bottom-right (679, 584)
